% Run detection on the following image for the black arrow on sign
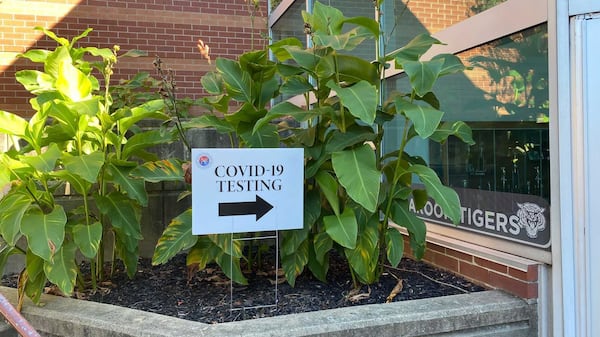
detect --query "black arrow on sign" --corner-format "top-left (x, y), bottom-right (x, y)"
top-left (218, 195), bottom-right (274, 221)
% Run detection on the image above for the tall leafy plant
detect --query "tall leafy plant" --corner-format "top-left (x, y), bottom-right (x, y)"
top-left (0, 28), bottom-right (182, 306)
top-left (152, 1), bottom-right (474, 286)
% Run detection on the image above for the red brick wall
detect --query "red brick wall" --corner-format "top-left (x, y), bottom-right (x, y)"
top-left (403, 236), bottom-right (539, 299)
top-left (0, 0), bottom-right (268, 117)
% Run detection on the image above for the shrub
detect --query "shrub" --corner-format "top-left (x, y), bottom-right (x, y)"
top-left (152, 1), bottom-right (474, 287)
top-left (0, 28), bottom-right (182, 306)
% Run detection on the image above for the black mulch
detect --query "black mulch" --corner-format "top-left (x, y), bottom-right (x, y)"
top-left (2, 253), bottom-right (486, 324)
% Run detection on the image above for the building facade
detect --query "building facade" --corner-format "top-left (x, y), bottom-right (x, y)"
top-left (0, 0), bottom-right (268, 116)
top-left (271, 0), bottom-right (599, 336)
top-left (1, 0), bottom-right (599, 335)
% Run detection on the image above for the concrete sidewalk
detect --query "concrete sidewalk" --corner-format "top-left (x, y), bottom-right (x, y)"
top-left (0, 287), bottom-right (536, 337)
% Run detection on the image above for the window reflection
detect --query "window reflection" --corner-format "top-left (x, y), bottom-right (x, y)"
top-left (384, 24), bottom-right (549, 202)
top-left (384, 0), bottom-right (508, 52)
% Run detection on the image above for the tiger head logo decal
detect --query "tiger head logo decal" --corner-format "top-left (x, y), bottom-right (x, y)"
top-left (516, 202), bottom-right (546, 239)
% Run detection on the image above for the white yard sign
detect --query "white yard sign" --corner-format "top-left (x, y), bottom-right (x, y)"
top-left (191, 148), bottom-right (304, 235)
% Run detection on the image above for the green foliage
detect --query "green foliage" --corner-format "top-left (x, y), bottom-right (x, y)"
top-left (0, 28), bottom-right (183, 304)
top-left (152, 1), bottom-right (473, 287)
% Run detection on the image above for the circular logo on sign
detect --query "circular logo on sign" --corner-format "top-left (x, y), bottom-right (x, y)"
top-left (197, 154), bottom-right (211, 168)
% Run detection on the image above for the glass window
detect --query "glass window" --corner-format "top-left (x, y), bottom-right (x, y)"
top-left (271, 1), bottom-right (307, 46)
top-left (384, 24), bottom-right (549, 247)
top-left (385, 24), bottom-right (549, 199)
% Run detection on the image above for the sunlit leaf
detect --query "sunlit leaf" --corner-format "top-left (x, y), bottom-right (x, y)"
top-left (55, 55), bottom-right (92, 101)
top-left (0, 110), bottom-right (29, 138)
top-left (14, 70), bottom-right (55, 94)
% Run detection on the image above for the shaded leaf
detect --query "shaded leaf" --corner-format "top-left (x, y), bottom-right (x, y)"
top-left (0, 245), bottom-right (22, 275)
top-left (21, 206), bottom-right (66, 262)
top-left (130, 158), bottom-right (184, 183)
top-left (96, 192), bottom-right (142, 239)
top-left (187, 236), bottom-right (220, 271)
top-left (327, 80), bottom-right (377, 125)
top-left (208, 234), bottom-right (243, 258)
top-left (281, 228), bottom-right (309, 256)
top-left (324, 207), bottom-right (357, 249)
top-left (391, 33), bottom-right (442, 63)
top-left (385, 227), bottom-right (404, 267)
top-left (345, 219), bottom-right (379, 284)
top-left (240, 124), bottom-right (279, 148)
top-left (215, 252), bottom-right (248, 285)
top-left (106, 162), bottom-right (148, 206)
top-left (183, 115), bottom-right (235, 133)
top-left (391, 199), bottom-right (426, 244)
top-left (315, 170), bottom-right (340, 216)
top-left (121, 129), bottom-right (173, 160)
top-left (402, 59), bottom-right (444, 97)
top-left (152, 209), bottom-right (198, 265)
top-left (201, 72), bottom-right (224, 94)
top-left (253, 102), bottom-right (319, 134)
top-left (408, 164), bottom-right (462, 224)
top-left (43, 242), bottom-right (77, 296)
top-left (0, 207), bottom-right (30, 257)
top-left (281, 240), bottom-right (309, 287)
top-left (72, 222), bottom-right (102, 259)
top-left (430, 121), bottom-right (475, 145)
top-left (332, 145), bottom-right (380, 213)
top-left (217, 58), bottom-right (253, 103)
top-left (62, 152), bottom-right (104, 183)
top-left (395, 98), bottom-right (443, 139)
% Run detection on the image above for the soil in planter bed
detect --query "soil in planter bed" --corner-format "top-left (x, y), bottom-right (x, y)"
top-left (2, 253), bottom-right (486, 324)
